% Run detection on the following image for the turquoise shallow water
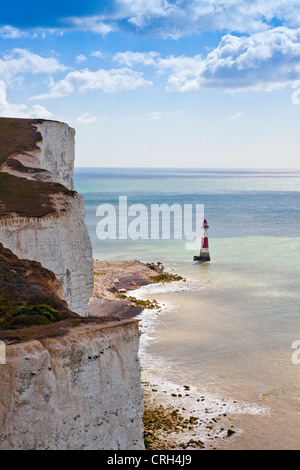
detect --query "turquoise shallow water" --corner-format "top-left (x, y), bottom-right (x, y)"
top-left (75, 168), bottom-right (300, 449)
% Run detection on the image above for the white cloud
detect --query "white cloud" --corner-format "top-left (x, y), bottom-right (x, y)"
top-left (118, 0), bottom-right (177, 27)
top-left (76, 112), bottom-right (97, 124)
top-left (114, 51), bottom-right (160, 67)
top-left (0, 80), bottom-right (52, 118)
top-left (76, 54), bottom-right (87, 63)
top-left (66, 16), bottom-right (115, 35)
top-left (31, 67), bottom-right (153, 99)
top-left (148, 110), bottom-right (182, 120)
top-left (91, 51), bottom-right (103, 58)
top-left (230, 112), bottom-right (245, 120)
top-left (148, 111), bottom-right (162, 120)
top-left (0, 25), bottom-right (26, 39)
top-left (0, 48), bottom-right (67, 82)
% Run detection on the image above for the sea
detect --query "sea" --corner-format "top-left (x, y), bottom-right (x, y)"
top-left (74, 168), bottom-right (300, 450)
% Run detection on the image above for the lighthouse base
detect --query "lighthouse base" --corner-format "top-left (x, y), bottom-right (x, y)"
top-left (193, 255), bottom-right (211, 262)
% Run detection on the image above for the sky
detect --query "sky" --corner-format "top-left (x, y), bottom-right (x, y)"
top-left (0, 0), bottom-right (300, 168)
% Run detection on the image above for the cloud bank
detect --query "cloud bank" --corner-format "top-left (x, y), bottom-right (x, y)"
top-left (32, 67), bottom-right (153, 99)
top-left (114, 27), bottom-right (300, 92)
top-left (1, 0), bottom-right (300, 38)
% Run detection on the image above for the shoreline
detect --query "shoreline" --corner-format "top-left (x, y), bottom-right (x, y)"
top-left (90, 259), bottom-right (241, 450)
top-left (89, 257), bottom-right (300, 451)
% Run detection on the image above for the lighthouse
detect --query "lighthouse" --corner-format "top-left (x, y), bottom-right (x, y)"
top-left (193, 219), bottom-right (211, 262)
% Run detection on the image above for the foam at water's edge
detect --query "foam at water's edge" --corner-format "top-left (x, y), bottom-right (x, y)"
top-left (133, 279), bottom-right (203, 296)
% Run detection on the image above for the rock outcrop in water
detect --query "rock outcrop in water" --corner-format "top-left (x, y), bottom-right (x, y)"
top-left (0, 118), bottom-right (94, 316)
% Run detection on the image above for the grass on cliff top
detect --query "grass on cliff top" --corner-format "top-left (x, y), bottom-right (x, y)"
top-left (0, 304), bottom-right (66, 330)
top-left (0, 289), bottom-right (75, 330)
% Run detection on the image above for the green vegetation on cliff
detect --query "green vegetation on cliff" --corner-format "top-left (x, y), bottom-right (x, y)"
top-left (0, 243), bottom-right (78, 330)
top-left (1, 305), bottom-right (65, 330)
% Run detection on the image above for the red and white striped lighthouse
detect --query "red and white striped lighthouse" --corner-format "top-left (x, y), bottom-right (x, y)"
top-left (193, 219), bottom-right (211, 262)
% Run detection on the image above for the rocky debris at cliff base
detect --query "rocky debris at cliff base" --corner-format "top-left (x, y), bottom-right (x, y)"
top-left (142, 376), bottom-right (239, 451)
top-left (92, 260), bottom-right (184, 299)
top-left (89, 260), bottom-right (184, 320)
top-left (143, 395), bottom-right (205, 450)
top-left (145, 262), bottom-right (184, 284)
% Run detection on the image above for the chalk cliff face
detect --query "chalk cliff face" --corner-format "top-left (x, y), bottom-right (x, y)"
top-left (0, 118), bottom-right (93, 316)
top-left (0, 117), bottom-right (145, 451)
top-left (0, 321), bottom-right (144, 450)
top-left (32, 120), bottom-right (76, 190)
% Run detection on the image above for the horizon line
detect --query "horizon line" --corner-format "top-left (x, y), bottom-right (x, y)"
top-left (74, 166), bottom-right (300, 171)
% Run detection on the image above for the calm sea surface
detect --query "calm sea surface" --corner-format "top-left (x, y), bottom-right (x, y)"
top-left (74, 168), bottom-right (300, 449)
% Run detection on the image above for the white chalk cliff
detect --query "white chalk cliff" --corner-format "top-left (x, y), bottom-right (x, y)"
top-left (0, 118), bottom-right (93, 316)
top-left (0, 117), bottom-right (145, 450)
top-left (0, 321), bottom-right (144, 450)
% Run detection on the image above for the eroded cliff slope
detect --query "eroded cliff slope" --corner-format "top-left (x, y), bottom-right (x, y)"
top-left (0, 243), bottom-right (78, 330)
